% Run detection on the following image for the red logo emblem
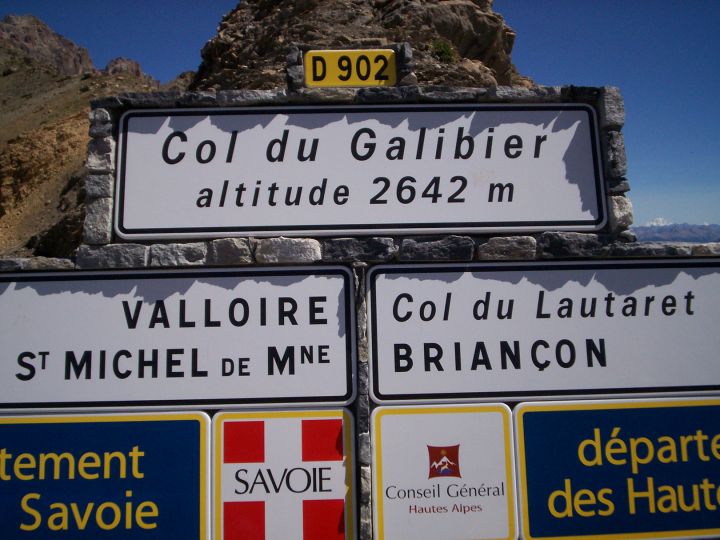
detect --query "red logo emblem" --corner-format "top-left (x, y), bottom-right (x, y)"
top-left (427, 444), bottom-right (460, 478)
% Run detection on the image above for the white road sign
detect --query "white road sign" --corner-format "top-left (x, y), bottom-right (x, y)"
top-left (116, 104), bottom-right (606, 239)
top-left (0, 267), bottom-right (355, 409)
top-left (372, 404), bottom-right (517, 540)
top-left (368, 259), bottom-right (720, 403)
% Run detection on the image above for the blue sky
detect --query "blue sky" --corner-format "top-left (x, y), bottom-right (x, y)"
top-left (2, 0), bottom-right (718, 226)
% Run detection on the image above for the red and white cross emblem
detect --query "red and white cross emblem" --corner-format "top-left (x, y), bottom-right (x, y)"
top-left (215, 410), bottom-right (354, 540)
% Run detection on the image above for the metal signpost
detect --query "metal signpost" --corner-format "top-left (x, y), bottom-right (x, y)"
top-left (515, 399), bottom-right (720, 540)
top-left (213, 409), bottom-right (355, 540)
top-left (0, 412), bottom-right (210, 539)
top-left (368, 259), bottom-right (720, 403)
top-left (115, 104), bottom-right (605, 239)
top-left (0, 267), bottom-right (355, 409)
top-left (372, 404), bottom-right (517, 540)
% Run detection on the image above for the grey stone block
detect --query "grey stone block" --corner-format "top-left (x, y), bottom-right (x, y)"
top-left (477, 236), bottom-right (537, 260)
top-left (217, 89), bottom-right (288, 106)
top-left (149, 243), bottom-right (208, 267)
top-left (89, 123), bottom-right (113, 138)
top-left (488, 85), bottom-right (564, 102)
top-left (24, 257), bottom-right (74, 270)
top-left (399, 235), bottom-right (474, 261)
top-left (117, 92), bottom-right (182, 108)
top-left (604, 130), bottom-right (628, 178)
top-left (86, 136), bottom-right (116, 173)
top-left (419, 87), bottom-right (486, 102)
top-left (286, 65), bottom-right (305, 90)
top-left (618, 230), bottom-right (637, 243)
top-left (537, 232), bottom-right (605, 258)
top-left (359, 465), bottom-right (373, 540)
top-left (599, 86), bottom-right (625, 129)
top-left (254, 237), bottom-right (322, 264)
top-left (358, 432), bottom-right (371, 466)
top-left (176, 92), bottom-right (218, 106)
top-left (608, 195), bottom-right (633, 232)
top-left (89, 108), bottom-right (111, 124)
top-left (692, 243), bottom-right (720, 256)
top-left (355, 85), bottom-right (421, 103)
top-left (84, 174), bottom-right (114, 200)
top-left (321, 237), bottom-right (397, 263)
top-left (0, 258), bottom-right (26, 271)
top-left (356, 361), bottom-right (370, 435)
top-left (76, 244), bottom-right (149, 268)
top-left (602, 242), bottom-right (693, 258)
top-left (608, 178), bottom-right (630, 195)
top-left (289, 88), bottom-right (357, 103)
top-left (83, 198), bottom-right (113, 245)
top-left (207, 238), bottom-right (253, 265)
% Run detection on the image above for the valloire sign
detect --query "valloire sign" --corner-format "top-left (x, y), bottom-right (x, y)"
top-left (0, 267), bottom-right (355, 409)
top-left (116, 104), bottom-right (605, 239)
top-left (368, 259), bottom-right (720, 403)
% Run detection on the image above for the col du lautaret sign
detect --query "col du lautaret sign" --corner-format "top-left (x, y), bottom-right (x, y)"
top-left (116, 104), bottom-right (606, 239)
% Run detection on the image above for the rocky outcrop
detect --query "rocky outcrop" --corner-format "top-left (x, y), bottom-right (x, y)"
top-left (191, 0), bottom-right (531, 90)
top-left (0, 17), bottom-right (163, 257)
top-left (0, 15), bottom-right (95, 76)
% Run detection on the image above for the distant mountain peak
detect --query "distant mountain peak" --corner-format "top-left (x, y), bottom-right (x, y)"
top-left (0, 13), bottom-right (95, 76)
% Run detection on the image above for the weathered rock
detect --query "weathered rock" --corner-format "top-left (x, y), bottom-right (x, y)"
top-left (207, 238), bottom-right (254, 265)
top-left (537, 232), bottom-right (605, 258)
top-left (84, 174), bottom-right (114, 200)
top-left (477, 236), bottom-right (536, 260)
top-left (0, 15), bottom-right (95, 76)
top-left (75, 243), bottom-right (148, 268)
top-left (604, 130), bottom-right (628, 179)
top-left (400, 235), bottom-right (474, 261)
top-left (149, 243), bottom-right (208, 266)
top-left (23, 256), bottom-right (74, 270)
top-left (190, 0), bottom-right (530, 91)
top-left (608, 195), bottom-right (633, 232)
top-left (602, 242), bottom-right (693, 258)
top-left (599, 86), bottom-right (625, 130)
top-left (82, 198), bottom-right (113, 245)
top-left (691, 243), bottom-right (720, 256)
top-left (0, 258), bottom-right (25, 271)
top-left (321, 237), bottom-right (397, 262)
top-left (254, 237), bottom-right (321, 264)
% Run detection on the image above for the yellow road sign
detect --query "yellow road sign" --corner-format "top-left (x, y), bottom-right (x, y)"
top-left (304, 49), bottom-right (397, 87)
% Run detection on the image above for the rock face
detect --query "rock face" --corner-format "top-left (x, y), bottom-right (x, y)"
top-left (0, 15), bottom-right (95, 76)
top-left (0, 17), bottom-right (162, 257)
top-left (191, 0), bottom-right (531, 90)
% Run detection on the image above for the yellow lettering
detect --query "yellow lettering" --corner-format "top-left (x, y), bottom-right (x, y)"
top-left (14, 453), bottom-right (36, 480)
top-left (78, 452), bottom-right (101, 479)
top-left (136, 501), bottom-right (159, 529)
top-left (19, 493), bottom-right (42, 531)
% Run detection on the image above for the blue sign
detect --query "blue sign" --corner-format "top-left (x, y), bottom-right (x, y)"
top-left (516, 399), bottom-right (720, 539)
top-left (0, 413), bottom-right (209, 539)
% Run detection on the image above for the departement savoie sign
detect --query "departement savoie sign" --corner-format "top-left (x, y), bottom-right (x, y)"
top-left (0, 267), bottom-right (355, 409)
top-left (115, 104), bottom-right (606, 239)
top-left (367, 259), bottom-right (720, 403)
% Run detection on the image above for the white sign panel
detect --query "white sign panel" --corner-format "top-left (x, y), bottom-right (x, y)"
top-left (116, 104), bottom-right (606, 239)
top-left (368, 260), bottom-right (720, 403)
top-left (0, 267), bottom-right (354, 409)
top-left (214, 409), bottom-right (355, 540)
top-left (372, 404), bottom-right (517, 540)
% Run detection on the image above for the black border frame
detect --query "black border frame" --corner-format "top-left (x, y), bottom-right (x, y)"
top-left (368, 259), bottom-right (720, 403)
top-left (115, 104), bottom-right (607, 238)
top-left (0, 266), bottom-right (356, 409)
